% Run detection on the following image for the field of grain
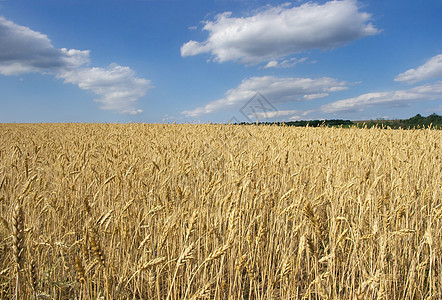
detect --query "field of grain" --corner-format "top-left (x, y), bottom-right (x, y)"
top-left (0, 123), bottom-right (440, 299)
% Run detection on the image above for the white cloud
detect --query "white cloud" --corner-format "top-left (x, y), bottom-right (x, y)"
top-left (181, 0), bottom-right (379, 64)
top-left (320, 81), bottom-right (442, 113)
top-left (249, 109), bottom-right (302, 119)
top-left (263, 61), bottom-right (279, 69)
top-left (243, 81), bottom-right (442, 120)
top-left (395, 54), bottom-right (442, 83)
top-left (182, 76), bottom-right (348, 117)
top-left (60, 64), bottom-right (151, 115)
top-left (249, 108), bottom-right (316, 121)
top-left (0, 15), bottom-right (151, 114)
top-left (289, 111), bottom-right (316, 121)
top-left (0, 16), bottom-right (89, 75)
top-left (262, 57), bottom-right (308, 69)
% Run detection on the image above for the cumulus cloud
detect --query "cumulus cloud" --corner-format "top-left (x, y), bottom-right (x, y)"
top-left (0, 16), bottom-right (89, 75)
top-left (182, 78), bottom-right (442, 121)
top-left (0, 16), bottom-right (150, 114)
top-left (320, 81), bottom-right (442, 113)
top-left (395, 54), bottom-right (442, 84)
top-left (60, 64), bottom-right (151, 114)
top-left (182, 76), bottom-right (348, 117)
top-left (181, 0), bottom-right (379, 64)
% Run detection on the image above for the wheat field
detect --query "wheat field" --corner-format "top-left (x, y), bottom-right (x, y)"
top-left (0, 123), bottom-right (440, 299)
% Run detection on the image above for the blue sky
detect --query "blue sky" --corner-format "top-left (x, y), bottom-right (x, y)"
top-left (0, 0), bottom-right (441, 123)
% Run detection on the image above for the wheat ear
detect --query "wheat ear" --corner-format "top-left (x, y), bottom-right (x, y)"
top-left (74, 256), bottom-right (86, 284)
top-left (12, 203), bottom-right (24, 300)
top-left (89, 229), bottom-right (105, 268)
top-left (29, 259), bottom-right (38, 295)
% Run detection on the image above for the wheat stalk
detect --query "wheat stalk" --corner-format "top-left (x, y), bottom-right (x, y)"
top-left (167, 243), bottom-right (195, 300)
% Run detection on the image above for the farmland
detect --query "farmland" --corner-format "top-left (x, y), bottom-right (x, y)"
top-left (0, 123), bottom-right (440, 299)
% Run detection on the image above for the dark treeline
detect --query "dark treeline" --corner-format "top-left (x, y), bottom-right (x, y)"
top-left (358, 113), bottom-right (442, 129)
top-left (233, 113), bottom-right (442, 129)
top-left (234, 119), bottom-right (354, 127)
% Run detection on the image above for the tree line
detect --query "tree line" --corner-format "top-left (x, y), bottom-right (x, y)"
top-left (233, 113), bottom-right (442, 129)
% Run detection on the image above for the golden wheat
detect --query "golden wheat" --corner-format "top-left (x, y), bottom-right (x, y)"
top-left (0, 123), bottom-right (440, 299)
